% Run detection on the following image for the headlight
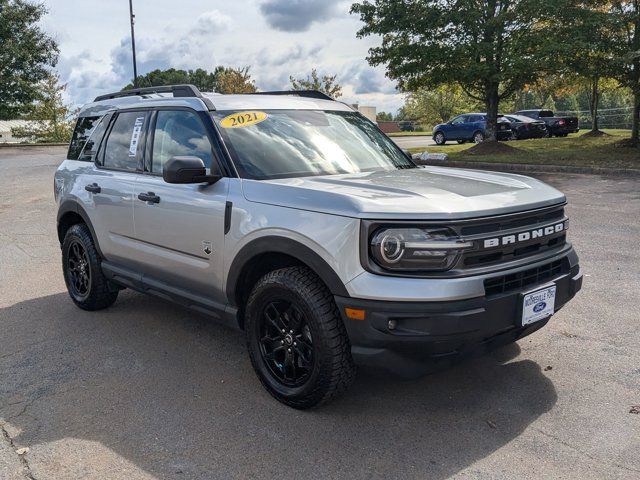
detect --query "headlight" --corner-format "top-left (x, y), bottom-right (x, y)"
top-left (370, 227), bottom-right (473, 272)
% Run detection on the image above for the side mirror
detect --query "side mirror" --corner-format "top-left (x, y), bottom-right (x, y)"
top-left (163, 156), bottom-right (220, 184)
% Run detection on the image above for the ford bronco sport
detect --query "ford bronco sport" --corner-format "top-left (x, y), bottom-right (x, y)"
top-left (55, 85), bottom-right (582, 409)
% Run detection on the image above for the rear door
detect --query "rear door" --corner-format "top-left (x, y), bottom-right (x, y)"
top-left (88, 110), bottom-right (149, 266)
top-left (464, 115), bottom-right (482, 138)
top-left (132, 108), bottom-right (229, 304)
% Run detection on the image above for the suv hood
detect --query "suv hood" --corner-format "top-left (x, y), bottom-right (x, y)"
top-left (242, 166), bottom-right (565, 220)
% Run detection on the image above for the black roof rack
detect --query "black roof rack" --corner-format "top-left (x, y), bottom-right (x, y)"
top-left (93, 84), bottom-right (214, 109)
top-left (250, 90), bottom-right (334, 101)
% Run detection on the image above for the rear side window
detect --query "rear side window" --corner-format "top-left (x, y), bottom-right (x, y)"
top-left (539, 110), bottom-right (554, 117)
top-left (101, 111), bottom-right (148, 171)
top-left (67, 116), bottom-right (100, 160)
top-left (77, 114), bottom-right (111, 162)
top-left (151, 110), bottom-right (213, 173)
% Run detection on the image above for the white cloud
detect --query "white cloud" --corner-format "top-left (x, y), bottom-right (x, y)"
top-left (44, 0), bottom-right (404, 114)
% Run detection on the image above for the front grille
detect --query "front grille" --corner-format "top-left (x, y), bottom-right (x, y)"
top-left (460, 207), bottom-right (565, 236)
top-left (484, 259), bottom-right (566, 296)
top-left (458, 205), bottom-right (567, 269)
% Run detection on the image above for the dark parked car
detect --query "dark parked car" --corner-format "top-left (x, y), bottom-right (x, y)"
top-left (513, 109), bottom-right (579, 137)
top-left (504, 114), bottom-right (548, 140)
top-left (432, 113), bottom-right (512, 145)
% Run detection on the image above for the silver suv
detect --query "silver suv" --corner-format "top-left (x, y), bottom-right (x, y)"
top-left (55, 85), bottom-right (582, 408)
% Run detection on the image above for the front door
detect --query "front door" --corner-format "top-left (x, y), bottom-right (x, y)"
top-left (132, 109), bottom-right (229, 305)
top-left (447, 115), bottom-right (467, 139)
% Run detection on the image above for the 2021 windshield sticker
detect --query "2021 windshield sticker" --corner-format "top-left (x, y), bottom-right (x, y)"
top-left (128, 116), bottom-right (145, 157)
top-left (220, 111), bottom-right (268, 129)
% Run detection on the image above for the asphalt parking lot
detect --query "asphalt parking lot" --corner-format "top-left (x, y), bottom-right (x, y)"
top-left (390, 135), bottom-right (436, 149)
top-left (1, 146), bottom-right (638, 479)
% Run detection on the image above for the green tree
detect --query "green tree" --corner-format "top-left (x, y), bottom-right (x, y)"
top-left (0, 0), bottom-right (59, 119)
top-left (11, 73), bottom-right (77, 143)
top-left (289, 69), bottom-right (342, 98)
top-left (403, 85), bottom-right (480, 128)
top-left (376, 111), bottom-right (394, 121)
top-left (610, 1), bottom-right (640, 145)
top-left (123, 66), bottom-right (256, 94)
top-left (213, 66), bottom-right (257, 94)
top-left (556, 1), bottom-right (616, 132)
top-left (351, 0), bottom-right (569, 142)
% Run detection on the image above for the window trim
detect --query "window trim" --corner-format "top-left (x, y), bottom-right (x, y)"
top-left (95, 109), bottom-right (150, 174)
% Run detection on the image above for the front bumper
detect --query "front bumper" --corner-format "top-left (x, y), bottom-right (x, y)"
top-left (335, 258), bottom-right (582, 378)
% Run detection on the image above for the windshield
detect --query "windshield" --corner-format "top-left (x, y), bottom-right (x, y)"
top-left (212, 110), bottom-right (415, 180)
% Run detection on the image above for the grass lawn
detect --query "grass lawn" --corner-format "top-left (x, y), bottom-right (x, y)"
top-left (408, 129), bottom-right (640, 170)
top-left (387, 131), bottom-right (432, 137)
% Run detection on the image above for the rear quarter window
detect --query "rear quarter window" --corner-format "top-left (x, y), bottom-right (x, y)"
top-left (67, 116), bottom-right (100, 160)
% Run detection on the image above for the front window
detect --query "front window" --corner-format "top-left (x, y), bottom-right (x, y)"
top-left (151, 110), bottom-right (214, 173)
top-left (212, 110), bottom-right (414, 180)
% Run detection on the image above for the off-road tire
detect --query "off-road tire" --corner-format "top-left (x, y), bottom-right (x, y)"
top-left (62, 223), bottom-right (118, 311)
top-left (245, 267), bottom-right (356, 409)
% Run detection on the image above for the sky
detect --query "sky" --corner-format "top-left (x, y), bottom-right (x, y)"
top-left (41, 0), bottom-right (405, 113)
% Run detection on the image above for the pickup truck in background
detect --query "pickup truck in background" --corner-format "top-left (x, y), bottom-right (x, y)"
top-left (513, 109), bottom-right (579, 137)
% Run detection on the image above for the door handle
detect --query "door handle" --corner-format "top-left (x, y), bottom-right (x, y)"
top-left (138, 192), bottom-right (160, 204)
top-left (85, 183), bottom-right (101, 194)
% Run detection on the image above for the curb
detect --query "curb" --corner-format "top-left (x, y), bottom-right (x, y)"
top-left (417, 159), bottom-right (640, 177)
top-left (0, 143), bottom-right (67, 148)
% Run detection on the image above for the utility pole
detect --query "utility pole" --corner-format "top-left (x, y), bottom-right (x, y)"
top-left (129, 0), bottom-right (138, 87)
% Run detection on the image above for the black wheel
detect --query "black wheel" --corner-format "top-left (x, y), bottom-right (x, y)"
top-left (473, 131), bottom-right (485, 143)
top-left (434, 131), bottom-right (446, 145)
top-left (544, 129), bottom-right (551, 138)
top-left (245, 267), bottom-right (355, 409)
top-left (62, 223), bottom-right (118, 310)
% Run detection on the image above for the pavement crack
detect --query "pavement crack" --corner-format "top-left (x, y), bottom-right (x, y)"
top-left (532, 427), bottom-right (640, 474)
top-left (1, 423), bottom-right (38, 480)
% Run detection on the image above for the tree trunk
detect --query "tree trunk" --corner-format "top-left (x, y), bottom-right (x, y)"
top-left (485, 84), bottom-right (500, 142)
top-left (632, 91), bottom-right (640, 147)
top-left (590, 77), bottom-right (599, 132)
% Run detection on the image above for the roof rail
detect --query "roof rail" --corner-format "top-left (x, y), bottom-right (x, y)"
top-left (250, 90), bottom-right (334, 101)
top-left (93, 84), bottom-right (214, 109)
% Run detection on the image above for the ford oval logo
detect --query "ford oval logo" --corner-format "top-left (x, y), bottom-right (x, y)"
top-left (533, 302), bottom-right (547, 313)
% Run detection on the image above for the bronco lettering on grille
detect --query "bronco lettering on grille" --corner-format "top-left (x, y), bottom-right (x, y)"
top-left (483, 222), bottom-right (567, 249)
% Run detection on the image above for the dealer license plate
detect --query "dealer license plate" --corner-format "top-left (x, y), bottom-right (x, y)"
top-left (521, 285), bottom-right (556, 326)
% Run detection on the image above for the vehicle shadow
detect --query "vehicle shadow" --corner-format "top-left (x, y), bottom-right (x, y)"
top-left (0, 291), bottom-right (557, 480)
